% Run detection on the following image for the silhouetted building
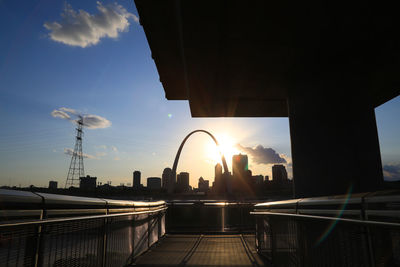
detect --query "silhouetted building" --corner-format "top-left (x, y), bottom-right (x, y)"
top-left (246, 169), bottom-right (252, 178)
top-left (232, 154), bottom-right (248, 177)
top-left (198, 177), bottom-right (209, 192)
top-left (223, 172), bottom-right (233, 194)
top-left (48, 181), bottom-right (58, 189)
top-left (253, 175), bottom-right (264, 185)
top-left (214, 163), bottom-right (223, 192)
top-left (133, 171), bottom-right (141, 188)
top-left (80, 175), bottom-right (97, 190)
top-left (232, 154), bottom-right (249, 193)
top-left (147, 177), bottom-right (161, 190)
top-left (272, 165), bottom-right (288, 183)
top-left (177, 172), bottom-right (190, 192)
top-left (162, 167), bottom-right (174, 193)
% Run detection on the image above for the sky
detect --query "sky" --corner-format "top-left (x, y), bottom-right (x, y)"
top-left (0, 1), bottom-right (399, 188)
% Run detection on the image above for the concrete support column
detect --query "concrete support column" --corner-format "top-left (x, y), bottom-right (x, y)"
top-left (288, 89), bottom-right (383, 197)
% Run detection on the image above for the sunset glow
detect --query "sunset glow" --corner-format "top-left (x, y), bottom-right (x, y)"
top-left (205, 133), bottom-right (241, 170)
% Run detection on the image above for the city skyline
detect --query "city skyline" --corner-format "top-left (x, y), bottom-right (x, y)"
top-left (0, 1), bottom-right (399, 188)
top-left (42, 154), bottom-right (288, 194)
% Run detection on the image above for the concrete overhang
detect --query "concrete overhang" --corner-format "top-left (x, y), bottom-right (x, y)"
top-left (135, 1), bottom-right (400, 117)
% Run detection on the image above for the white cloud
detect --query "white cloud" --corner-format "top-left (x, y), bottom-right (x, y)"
top-left (51, 109), bottom-right (70, 120)
top-left (59, 107), bottom-right (78, 115)
top-left (236, 144), bottom-right (287, 165)
top-left (111, 146), bottom-right (118, 152)
top-left (383, 163), bottom-right (400, 181)
top-left (44, 2), bottom-right (138, 48)
top-left (64, 148), bottom-right (96, 159)
top-left (51, 107), bottom-right (111, 129)
top-left (82, 114), bottom-right (111, 129)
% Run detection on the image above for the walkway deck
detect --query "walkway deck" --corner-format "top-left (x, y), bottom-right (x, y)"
top-left (132, 234), bottom-right (265, 267)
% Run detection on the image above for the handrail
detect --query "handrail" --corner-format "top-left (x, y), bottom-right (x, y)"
top-left (253, 194), bottom-right (400, 266)
top-left (253, 190), bottom-right (400, 223)
top-left (0, 207), bottom-right (168, 228)
top-left (251, 211), bottom-right (400, 228)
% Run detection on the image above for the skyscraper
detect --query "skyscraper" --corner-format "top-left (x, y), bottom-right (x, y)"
top-left (232, 154), bottom-right (248, 193)
top-left (177, 172), bottom-right (190, 192)
top-left (272, 165), bottom-right (288, 183)
top-left (162, 167), bottom-right (174, 193)
top-left (232, 154), bottom-right (248, 177)
top-left (133, 170), bottom-right (141, 188)
top-left (214, 163), bottom-right (222, 192)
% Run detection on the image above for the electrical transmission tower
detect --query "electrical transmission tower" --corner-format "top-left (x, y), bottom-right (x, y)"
top-left (65, 117), bottom-right (85, 188)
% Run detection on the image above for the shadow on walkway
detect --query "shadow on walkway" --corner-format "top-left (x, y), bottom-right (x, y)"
top-left (131, 234), bottom-right (267, 267)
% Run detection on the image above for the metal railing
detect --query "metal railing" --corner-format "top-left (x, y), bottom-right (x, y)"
top-left (252, 191), bottom-right (400, 267)
top-left (0, 189), bottom-right (167, 267)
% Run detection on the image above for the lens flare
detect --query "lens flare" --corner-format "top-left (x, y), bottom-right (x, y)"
top-left (205, 133), bottom-right (240, 168)
top-left (315, 184), bottom-right (354, 246)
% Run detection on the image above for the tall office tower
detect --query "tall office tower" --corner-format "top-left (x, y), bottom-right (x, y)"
top-left (232, 154), bottom-right (248, 193)
top-left (133, 170), bottom-right (141, 188)
top-left (272, 164), bottom-right (288, 183)
top-left (232, 154), bottom-right (248, 177)
top-left (162, 167), bottom-right (174, 193)
top-left (177, 172), bottom-right (190, 192)
top-left (215, 163), bottom-right (222, 191)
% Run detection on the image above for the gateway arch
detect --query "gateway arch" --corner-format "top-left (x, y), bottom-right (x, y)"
top-left (169, 130), bottom-right (229, 193)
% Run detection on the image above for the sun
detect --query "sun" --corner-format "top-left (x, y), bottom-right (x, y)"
top-left (205, 133), bottom-right (241, 168)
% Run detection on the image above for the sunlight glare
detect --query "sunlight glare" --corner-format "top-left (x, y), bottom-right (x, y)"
top-left (205, 133), bottom-right (240, 168)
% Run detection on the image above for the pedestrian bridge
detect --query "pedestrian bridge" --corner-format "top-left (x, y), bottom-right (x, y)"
top-left (1, 189), bottom-right (399, 266)
top-left (134, 234), bottom-right (262, 267)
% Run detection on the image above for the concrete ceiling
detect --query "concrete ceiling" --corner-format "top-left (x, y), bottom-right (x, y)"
top-left (135, 1), bottom-right (400, 117)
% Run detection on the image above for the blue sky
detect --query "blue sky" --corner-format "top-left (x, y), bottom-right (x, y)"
top-left (0, 1), bottom-right (399, 187)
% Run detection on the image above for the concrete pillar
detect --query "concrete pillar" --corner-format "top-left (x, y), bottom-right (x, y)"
top-left (288, 89), bottom-right (384, 197)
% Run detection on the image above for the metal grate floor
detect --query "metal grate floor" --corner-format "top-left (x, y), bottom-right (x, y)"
top-left (132, 234), bottom-right (265, 267)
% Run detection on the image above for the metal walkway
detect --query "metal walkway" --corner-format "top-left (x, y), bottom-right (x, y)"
top-left (132, 234), bottom-right (265, 267)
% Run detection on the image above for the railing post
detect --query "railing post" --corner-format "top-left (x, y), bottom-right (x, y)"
top-left (33, 210), bottom-right (44, 267)
top-left (240, 204), bottom-right (244, 233)
top-left (101, 217), bottom-right (108, 267)
top-left (270, 218), bottom-right (275, 264)
top-left (147, 213), bottom-right (150, 249)
top-left (158, 212), bottom-right (161, 240)
top-left (365, 225), bottom-right (376, 267)
top-left (362, 196), bottom-right (376, 267)
top-left (131, 215), bottom-right (135, 265)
